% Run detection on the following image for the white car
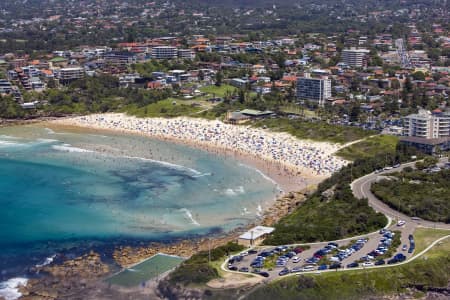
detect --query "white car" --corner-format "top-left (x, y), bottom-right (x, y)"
top-left (330, 256), bottom-right (340, 262)
top-left (397, 220), bottom-right (406, 226)
top-left (362, 262), bottom-right (374, 267)
top-left (301, 265), bottom-right (316, 272)
top-left (292, 256), bottom-right (301, 263)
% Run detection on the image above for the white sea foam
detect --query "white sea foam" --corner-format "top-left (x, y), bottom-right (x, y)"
top-left (44, 128), bottom-right (55, 134)
top-left (256, 204), bottom-right (263, 217)
top-left (35, 254), bottom-right (57, 268)
top-left (179, 208), bottom-right (200, 226)
top-left (52, 144), bottom-right (94, 153)
top-left (238, 163), bottom-right (278, 186)
top-left (0, 135), bottom-right (19, 140)
top-left (191, 172), bottom-right (212, 178)
top-left (88, 134), bottom-right (108, 138)
top-left (0, 140), bottom-right (21, 147)
top-left (224, 186), bottom-right (245, 196)
top-left (122, 155), bottom-right (202, 176)
top-left (241, 207), bottom-right (250, 215)
top-left (35, 138), bottom-right (59, 144)
top-left (127, 268), bottom-right (139, 272)
top-left (0, 277), bottom-right (28, 300)
top-left (225, 188), bottom-right (236, 196)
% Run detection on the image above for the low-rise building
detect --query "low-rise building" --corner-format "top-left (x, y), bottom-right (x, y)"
top-left (238, 226), bottom-right (275, 247)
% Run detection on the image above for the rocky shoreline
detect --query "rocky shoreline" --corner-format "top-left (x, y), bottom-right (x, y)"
top-left (9, 189), bottom-right (309, 300)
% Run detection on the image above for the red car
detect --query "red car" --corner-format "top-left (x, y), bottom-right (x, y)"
top-left (294, 247), bottom-right (304, 254)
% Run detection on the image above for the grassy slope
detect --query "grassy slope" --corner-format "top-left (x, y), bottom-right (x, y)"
top-left (252, 118), bottom-right (375, 144)
top-left (246, 230), bottom-right (450, 300)
top-left (199, 84), bottom-right (236, 97)
top-left (336, 135), bottom-right (399, 161)
top-left (263, 190), bottom-right (387, 245)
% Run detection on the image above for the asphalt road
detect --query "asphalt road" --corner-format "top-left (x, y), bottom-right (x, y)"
top-left (223, 157), bottom-right (450, 280)
top-left (351, 157), bottom-right (450, 231)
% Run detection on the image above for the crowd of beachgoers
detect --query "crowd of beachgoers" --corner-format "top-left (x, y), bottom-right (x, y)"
top-left (54, 113), bottom-right (349, 177)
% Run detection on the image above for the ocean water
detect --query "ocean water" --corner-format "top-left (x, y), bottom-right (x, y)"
top-left (0, 124), bottom-right (279, 286)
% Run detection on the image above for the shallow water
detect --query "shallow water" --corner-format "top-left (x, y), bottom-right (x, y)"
top-left (0, 124), bottom-right (279, 283)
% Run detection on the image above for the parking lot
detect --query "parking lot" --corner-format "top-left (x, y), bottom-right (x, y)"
top-left (226, 222), bottom-right (417, 279)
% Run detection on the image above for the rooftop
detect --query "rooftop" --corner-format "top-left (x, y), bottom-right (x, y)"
top-left (239, 226), bottom-right (275, 240)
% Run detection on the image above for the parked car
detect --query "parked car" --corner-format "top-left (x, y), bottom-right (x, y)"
top-left (318, 264), bottom-right (328, 270)
top-left (402, 244), bottom-right (408, 251)
top-left (239, 267), bottom-right (249, 272)
top-left (229, 266), bottom-right (238, 271)
top-left (291, 266), bottom-right (302, 273)
top-left (292, 256), bottom-right (301, 263)
top-left (279, 268), bottom-right (290, 276)
top-left (362, 262), bottom-right (374, 267)
top-left (328, 242), bottom-right (338, 248)
top-left (248, 249), bottom-right (258, 255)
top-left (375, 259), bottom-right (385, 266)
top-left (397, 220), bottom-right (406, 226)
top-left (257, 271), bottom-right (270, 278)
top-left (329, 263), bottom-right (342, 269)
top-left (330, 256), bottom-right (340, 262)
top-left (293, 247), bottom-right (304, 254)
top-left (347, 262), bottom-right (359, 268)
top-left (301, 265), bottom-right (316, 272)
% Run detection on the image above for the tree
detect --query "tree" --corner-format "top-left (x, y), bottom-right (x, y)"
top-left (412, 71), bottom-right (426, 81)
top-left (391, 79), bottom-right (400, 90)
top-left (349, 104), bottom-right (361, 122)
top-left (215, 71), bottom-right (223, 87)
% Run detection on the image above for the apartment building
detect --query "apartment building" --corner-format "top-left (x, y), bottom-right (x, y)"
top-left (57, 67), bottom-right (85, 84)
top-left (403, 109), bottom-right (450, 139)
top-left (178, 49), bottom-right (195, 60)
top-left (296, 73), bottom-right (331, 106)
top-left (104, 52), bottom-right (137, 66)
top-left (151, 46), bottom-right (178, 59)
top-left (341, 48), bottom-right (370, 68)
top-left (0, 79), bottom-right (13, 94)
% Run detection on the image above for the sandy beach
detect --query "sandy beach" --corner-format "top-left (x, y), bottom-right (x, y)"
top-left (50, 113), bottom-right (348, 193)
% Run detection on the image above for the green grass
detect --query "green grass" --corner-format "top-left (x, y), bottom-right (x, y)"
top-left (199, 84), bottom-right (236, 97)
top-left (413, 228), bottom-right (450, 254)
top-left (252, 118), bottom-right (375, 144)
top-left (279, 104), bottom-right (317, 118)
top-left (123, 99), bottom-right (201, 118)
top-left (336, 135), bottom-right (399, 161)
top-left (246, 236), bottom-right (450, 300)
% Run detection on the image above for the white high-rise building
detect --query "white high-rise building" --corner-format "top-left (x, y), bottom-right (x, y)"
top-left (296, 73), bottom-right (331, 106)
top-left (341, 48), bottom-right (370, 68)
top-left (403, 109), bottom-right (450, 139)
top-left (151, 46), bottom-right (178, 59)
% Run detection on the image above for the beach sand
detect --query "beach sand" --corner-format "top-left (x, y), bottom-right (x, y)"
top-left (49, 113), bottom-right (347, 194)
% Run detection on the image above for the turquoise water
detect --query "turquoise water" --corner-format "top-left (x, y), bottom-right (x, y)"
top-left (106, 254), bottom-right (184, 287)
top-left (0, 125), bottom-right (279, 280)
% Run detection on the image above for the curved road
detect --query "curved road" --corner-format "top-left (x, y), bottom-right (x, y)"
top-left (221, 158), bottom-right (450, 281)
top-left (351, 158), bottom-right (450, 230)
